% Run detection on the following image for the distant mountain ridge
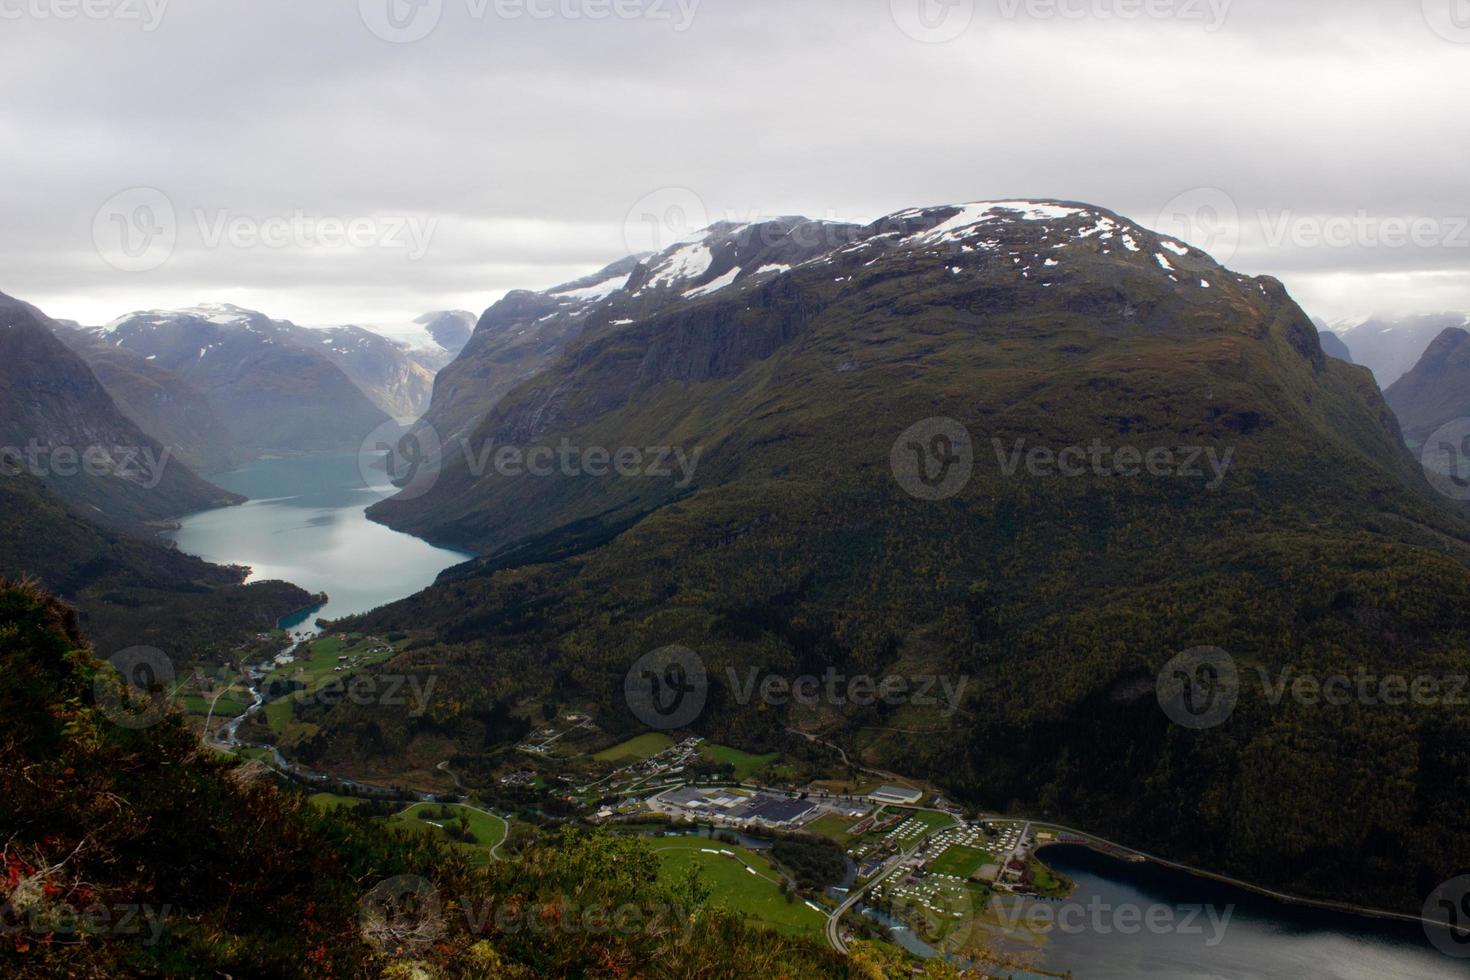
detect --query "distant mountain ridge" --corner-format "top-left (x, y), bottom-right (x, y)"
top-left (1384, 326), bottom-right (1470, 445)
top-left (48, 321), bottom-right (238, 475)
top-left (92, 304), bottom-right (394, 457)
top-left (0, 293), bottom-right (240, 533)
top-left (1334, 313), bottom-right (1470, 388)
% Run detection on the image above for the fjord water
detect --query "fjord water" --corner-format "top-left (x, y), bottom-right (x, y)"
top-left (1036, 845), bottom-right (1468, 979)
top-left (167, 454), bottom-right (472, 634)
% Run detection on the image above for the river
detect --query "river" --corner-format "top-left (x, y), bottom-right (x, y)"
top-left (166, 453), bottom-right (472, 635)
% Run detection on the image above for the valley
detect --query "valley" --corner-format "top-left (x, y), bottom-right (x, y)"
top-left (8, 201), bottom-right (1470, 978)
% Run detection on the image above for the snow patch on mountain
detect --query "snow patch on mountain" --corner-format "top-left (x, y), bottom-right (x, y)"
top-left (646, 242), bottom-right (714, 289)
top-left (685, 268), bottom-right (741, 298)
top-left (551, 272), bottom-right (632, 302)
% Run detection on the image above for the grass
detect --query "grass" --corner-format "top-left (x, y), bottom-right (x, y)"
top-left (263, 695), bottom-right (295, 735)
top-left (1027, 855), bottom-right (1072, 898)
top-left (180, 692), bottom-right (251, 717)
top-left (384, 803), bottom-right (508, 864)
top-left (257, 633), bottom-right (401, 738)
top-left (927, 844), bottom-right (993, 879)
top-left (909, 809), bottom-right (957, 832)
top-left (652, 837), bottom-right (827, 940)
top-left (308, 792), bottom-right (366, 811)
top-left (594, 732), bottom-right (674, 764)
top-left (805, 813), bottom-right (863, 845)
top-left (701, 743), bottom-right (778, 781)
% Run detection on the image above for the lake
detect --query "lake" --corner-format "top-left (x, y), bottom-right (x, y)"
top-left (167, 454), bottom-right (473, 635)
top-left (1032, 844), bottom-right (1470, 979)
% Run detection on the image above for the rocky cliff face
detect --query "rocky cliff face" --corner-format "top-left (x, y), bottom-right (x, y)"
top-left (304, 323), bottom-right (439, 419)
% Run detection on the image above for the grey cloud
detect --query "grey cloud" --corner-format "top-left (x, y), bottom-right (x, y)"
top-left (3, 0), bottom-right (1467, 327)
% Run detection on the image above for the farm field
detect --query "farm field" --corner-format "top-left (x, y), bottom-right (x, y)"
top-left (701, 743), bottom-right (778, 780)
top-left (652, 837), bottom-right (827, 940)
top-left (594, 732), bottom-right (674, 764)
top-left (308, 792), bottom-right (367, 811)
top-left (927, 844), bottom-right (994, 879)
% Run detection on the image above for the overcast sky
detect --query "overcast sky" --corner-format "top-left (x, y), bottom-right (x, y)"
top-left (4, 0), bottom-right (1468, 330)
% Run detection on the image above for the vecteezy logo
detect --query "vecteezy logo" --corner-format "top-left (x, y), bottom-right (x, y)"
top-left (359, 0), bottom-right (442, 43)
top-left (358, 874), bottom-right (445, 955)
top-left (1420, 419), bottom-right (1470, 501)
top-left (1423, 0), bottom-right (1470, 43)
top-left (625, 645), bottom-right (708, 730)
top-left (891, 418), bottom-right (974, 501)
top-left (890, 0), bottom-right (976, 43)
top-left (1424, 876), bottom-right (1470, 957)
top-left (93, 646), bottom-right (175, 729)
top-left (93, 187), bottom-right (176, 272)
top-left (1156, 647), bottom-right (1239, 730)
top-left (1154, 187), bottom-right (1240, 265)
top-left (623, 186), bottom-right (709, 257)
top-left (358, 420), bottom-right (443, 501)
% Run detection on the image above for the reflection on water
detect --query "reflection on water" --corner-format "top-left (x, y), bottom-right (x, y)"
top-left (167, 454), bottom-right (473, 634)
top-left (1034, 845), bottom-right (1469, 979)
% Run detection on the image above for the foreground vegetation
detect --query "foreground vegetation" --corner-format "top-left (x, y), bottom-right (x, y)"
top-left (0, 578), bottom-right (1006, 978)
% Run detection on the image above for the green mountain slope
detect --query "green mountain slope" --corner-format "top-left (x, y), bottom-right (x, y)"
top-left (0, 579), bottom-right (857, 979)
top-left (337, 201), bottom-right (1470, 915)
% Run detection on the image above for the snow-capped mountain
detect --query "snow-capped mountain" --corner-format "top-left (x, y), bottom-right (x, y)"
top-left (379, 198), bottom-right (1339, 548)
top-left (417, 218), bottom-right (864, 446)
top-left (97, 303), bottom-right (463, 425)
top-left (96, 305), bottom-right (393, 455)
top-left (1, 292), bottom-right (240, 531)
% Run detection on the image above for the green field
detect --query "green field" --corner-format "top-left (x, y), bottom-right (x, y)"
top-left (594, 733), bottom-right (674, 764)
top-left (910, 809), bottom-right (957, 832)
top-left (385, 803), bottom-right (508, 864)
top-left (308, 792), bottom-right (366, 811)
top-left (805, 813), bottom-right (864, 845)
top-left (701, 744), bottom-right (778, 781)
top-left (652, 837), bottom-right (827, 940)
top-left (181, 692), bottom-right (251, 718)
top-left (927, 844), bottom-right (993, 878)
top-left (257, 634), bottom-right (402, 737)
top-left (263, 694), bottom-right (296, 735)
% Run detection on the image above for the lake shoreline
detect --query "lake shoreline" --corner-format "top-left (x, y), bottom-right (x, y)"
top-left (1032, 832), bottom-right (1447, 933)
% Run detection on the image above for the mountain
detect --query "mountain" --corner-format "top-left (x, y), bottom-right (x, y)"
top-left (0, 465), bottom-right (311, 661)
top-left (1384, 326), bottom-right (1470, 445)
top-left (97, 304), bottom-right (393, 455)
top-left (0, 293), bottom-right (312, 658)
top-left (1335, 313), bottom-right (1469, 388)
top-left (1309, 319), bottom-right (1353, 363)
top-left (0, 578), bottom-right (846, 978)
top-left (412, 220), bottom-right (861, 454)
top-left (0, 293), bottom-right (241, 533)
top-left (341, 200), bottom-right (1470, 915)
top-left (48, 320), bottom-right (238, 474)
top-left (360, 309), bottom-right (477, 375)
top-left (301, 322), bottom-right (438, 419)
